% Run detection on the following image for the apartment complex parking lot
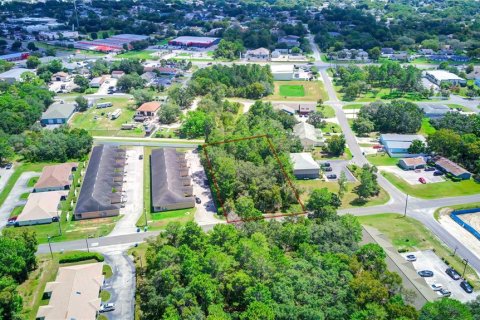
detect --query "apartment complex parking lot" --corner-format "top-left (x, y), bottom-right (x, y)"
top-left (379, 166), bottom-right (445, 185)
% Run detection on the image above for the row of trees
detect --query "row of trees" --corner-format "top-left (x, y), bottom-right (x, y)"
top-left (190, 64), bottom-right (274, 99)
top-left (333, 61), bottom-right (424, 101)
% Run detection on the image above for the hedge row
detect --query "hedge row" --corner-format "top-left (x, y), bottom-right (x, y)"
top-left (59, 251), bottom-right (105, 264)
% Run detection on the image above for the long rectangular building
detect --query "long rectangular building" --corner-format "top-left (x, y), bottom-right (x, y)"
top-left (168, 36), bottom-right (219, 48)
top-left (74, 145), bottom-right (125, 220)
top-left (151, 148), bottom-right (195, 212)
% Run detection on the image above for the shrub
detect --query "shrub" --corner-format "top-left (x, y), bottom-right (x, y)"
top-left (59, 251), bottom-right (104, 263)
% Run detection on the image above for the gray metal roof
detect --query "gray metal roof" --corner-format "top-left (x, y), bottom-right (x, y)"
top-left (41, 103), bottom-right (76, 120)
top-left (74, 145), bottom-right (124, 215)
top-left (150, 148), bottom-right (194, 210)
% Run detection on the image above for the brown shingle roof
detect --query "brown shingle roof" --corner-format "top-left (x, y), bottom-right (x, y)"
top-left (34, 163), bottom-right (78, 190)
top-left (137, 101), bottom-right (161, 112)
top-left (400, 157), bottom-right (426, 166)
top-left (435, 157), bottom-right (470, 177)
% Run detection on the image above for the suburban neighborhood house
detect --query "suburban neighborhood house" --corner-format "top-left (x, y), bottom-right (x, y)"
top-left (425, 70), bottom-right (467, 86)
top-left (0, 67), bottom-right (31, 83)
top-left (150, 148), bottom-right (195, 212)
top-left (380, 134), bottom-right (426, 158)
top-left (74, 145), bottom-right (126, 220)
top-left (434, 156), bottom-right (472, 180)
top-left (16, 191), bottom-right (67, 226)
top-left (41, 102), bottom-right (77, 126)
top-left (398, 157), bottom-right (426, 170)
top-left (33, 162), bottom-right (78, 192)
top-left (290, 152), bottom-right (320, 179)
top-left (293, 122), bottom-right (324, 149)
top-left (420, 104), bottom-right (451, 119)
top-left (36, 262), bottom-right (104, 320)
top-left (135, 101), bottom-right (161, 121)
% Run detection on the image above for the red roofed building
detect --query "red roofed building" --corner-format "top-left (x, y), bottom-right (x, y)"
top-left (135, 101), bottom-right (161, 121)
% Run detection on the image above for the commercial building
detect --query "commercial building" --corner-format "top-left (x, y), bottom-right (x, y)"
top-left (271, 64), bottom-right (294, 80)
top-left (75, 34), bottom-right (149, 52)
top-left (34, 163), bottom-right (78, 193)
top-left (293, 122), bottom-right (324, 149)
top-left (245, 48), bottom-right (270, 60)
top-left (420, 104), bottom-right (451, 119)
top-left (168, 36), bottom-right (219, 48)
top-left (40, 102), bottom-right (77, 126)
top-left (150, 148), bottom-right (195, 212)
top-left (16, 191), bottom-right (67, 226)
top-left (74, 145), bottom-right (126, 220)
top-left (89, 76), bottom-right (106, 88)
top-left (425, 70), bottom-right (467, 86)
top-left (398, 157), bottom-right (426, 170)
top-left (380, 134), bottom-right (426, 158)
top-left (36, 262), bottom-right (104, 320)
top-left (434, 157), bottom-right (472, 180)
top-left (290, 152), bottom-right (320, 179)
top-left (0, 52), bottom-right (29, 62)
top-left (0, 68), bottom-right (31, 83)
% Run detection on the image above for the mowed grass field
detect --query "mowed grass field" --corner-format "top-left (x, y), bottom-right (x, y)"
top-left (279, 85), bottom-right (305, 97)
top-left (70, 97), bottom-right (145, 137)
top-left (116, 50), bottom-right (156, 60)
top-left (265, 81), bottom-right (328, 101)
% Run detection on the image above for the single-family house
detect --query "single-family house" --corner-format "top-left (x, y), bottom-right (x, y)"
top-left (398, 157), bottom-right (426, 170)
top-left (16, 191), bottom-right (67, 226)
top-left (74, 145), bottom-right (125, 220)
top-left (425, 70), bottom-right (467, 86)
top-left (420, 104), bottom-right (451, 119)
top-left (278, 35), bottom-right (300, 47)
top-left (381, 48), bottom-right (394, 56)
top-left (245, 48), bottom-right (270, 60)
top-left (36, 262), bottom-right (104, 320)
top-left (40, 102), bottom-right (77, 126)
top-left (290, 152), bottom-right (320, 179)
top-left (34, 162), bottom-right (78, 192)
top-left (89, 76), bottom-right (106, 88)
top-left (434, 157), bottom-right (471, 180)
top-left (151, 148), bottom-right (195, 212)
top-left (380, 134), bottom-right (426, 158)
top-left (135, 101), bottom-right (161, 121)
top-left (51, 71), bottom-right (71, 82)
top-left (293, 122), bottom-right (324, 149)
top-left (111, 70), bottom-right (125, 79)
top-left (0, 68), bottom-right (31, 83)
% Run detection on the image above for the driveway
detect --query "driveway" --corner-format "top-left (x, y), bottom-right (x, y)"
top-left (403, 250), bottom-right (479, 302)
top-left (185, 150), bottom-right (225, 226)
top-left (0, 166), bottom-right (15, 192)
top-left (109, 147), bottom-right (144, 236)
top-left (98, 244), bottom-right (136, 320)
top-left (0, 171), bottom-right (39, 229)
top-left (317, 160), bottom-right (356, 182)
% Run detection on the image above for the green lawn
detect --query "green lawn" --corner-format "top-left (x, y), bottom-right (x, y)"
top-left (358, 213), bottom-right (480, 287)
top-left (334, 83), bottom-right (428, 102)
top-left (296, 179), bottom-right (389, 209)
top-left (366, 153), bottom-right (399, 166)
top-left (312, 147), bottom-right (352, 160)
top-left (322, 123), bottom-right (342, 134)
top-left (136, 147), bottom-right (196, 230)
top-left (317, 104), bottom-right (336, 118)
top-left (10, 205), bottom-right (24, 218)
top-left (279, 85), bottom-right (305, 97)
top-left (342, 104), bottom-right (363, 110)
top-left (418, 118), bottom-right (436, 136)
top-left (100, 290), bottom-right (111, 302)
top-left (116, 50), bottom-right (156, 60)
top-left (103, 264), bottom-right (113, 279)
top-left (27, 176), bottom-right (38, 187)
top-left (20, 192), bottom-right (30, 200)
top-left (447, 104), bottom-right (470, 112)
top-left (382, 171), bottom-right (480, 199)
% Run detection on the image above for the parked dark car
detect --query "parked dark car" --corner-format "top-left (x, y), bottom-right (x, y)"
top-left (406, 254), bottom-right (416, 262)
top-left (327, 174), bottom-right (337, 179)
top-left (439, 288), bottom-right (451, 297)
top-left (322, 162), bottom-right (331, 167)
top-left (324, 167), bottom-right (333, 172)
top-left (446, 268), bottom-right (461, 280)
top-left (5, 163), bottom-right (12, 169)
top-left (460, 280), bottom-right (473, 293)
top-left (424, 167), bottom-right (436, 172)
top-left (195, 196), bottom-right (201, 204)
top-left (433, 171), bottom-right (444, 176)
top-left (418, 270), bottom-right (434, 277)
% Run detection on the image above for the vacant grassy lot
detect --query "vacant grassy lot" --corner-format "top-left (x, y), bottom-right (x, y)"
top-left (70, 97), bottom-right (145, 137)
top-left (366, 153), bottom-right (399, 166)
top-left (265, 81), bottom-right (327, 101)
top-left (382, 172), bottom-right (480, 199)
top-left (335, 85), bottom-right (427, 103)
top-left (116, 50), bottom-right (156, 60)
top-left (419, 118), bottom-right (436, 136)
top-left (279, 85), bottom-right (305, 97)
top-left (312, 147), bottom-right (352, 160)
top-left (358, 213), bottom-right (480, 287)
top-left (343, 104), bottom-right (364, 110)
top-left (317, 105), bottom-right (336, 118)
top-left (296, 179), bottom-right (389, 209)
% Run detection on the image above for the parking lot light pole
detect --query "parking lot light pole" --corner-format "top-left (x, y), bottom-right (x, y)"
top-left (403, 194), bottom-right (409, 217)
top-left (452, 246), bottom-right (458, 257)
top-left (56, 211), bottom-right (62, 236)
top-left (47, 236), bottom-right (53, 259)
top-left (85, 236), bottom-right (90, 253)
top-left (463, 259), bottom-right (469, 278)
top-left (144, 208), bottom-right (148, 228)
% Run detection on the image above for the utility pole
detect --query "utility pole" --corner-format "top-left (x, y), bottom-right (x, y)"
top-left (47, 236), bottom-right (53, 259)
top-left (144, 208), bottom-right (148, 227)
top-left (85, 236), bottom-right (90, 253)
top-left (56, 211), bottom-right (62, 236)
top-left (403, 194), bottom-right (409, 217)
top-left (452, 246), bottom-right (458, 257)
top-left (463, 259), bottom-right (469, 278)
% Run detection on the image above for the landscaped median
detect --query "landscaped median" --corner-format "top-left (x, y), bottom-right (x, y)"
top-left (358, 213), bottom-right (480, 288)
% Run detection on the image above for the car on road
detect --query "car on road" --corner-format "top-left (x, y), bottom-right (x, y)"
top-left (405, 254), bottom-right (416, 262)
top-left (418, 177), bottom-right (427, 184)
top-left (460, 280), bottom-right (473, 293)
top-left (327, 174), bottom-right (337, 179)
top-left (424, 167), bottom-right (435, 172)
top-left (439, 288), bottom-right (452, 297)
top-left (324, 167), bottom-right (333, 172)
top-left (418, 270), bottom-right (434, 277)
top-left (100, 303), bottom-right (115, 313)
top-left (195, 196), bottom-right (201, 204)
top-left (446, 268), bottom-right (461, 280)
top-left (431, 283), bottom-right (443, 291)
